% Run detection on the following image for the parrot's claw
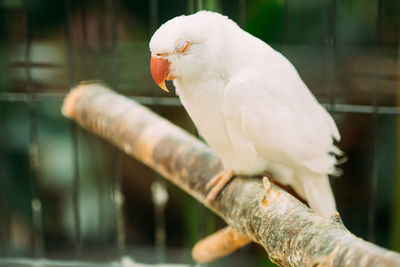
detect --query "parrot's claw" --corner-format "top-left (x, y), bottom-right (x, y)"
top-left (205, 170), bottom-right (235, 205)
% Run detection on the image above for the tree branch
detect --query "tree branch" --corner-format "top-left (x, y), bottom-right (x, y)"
top-left (62, 83), bottom-right (400, 267)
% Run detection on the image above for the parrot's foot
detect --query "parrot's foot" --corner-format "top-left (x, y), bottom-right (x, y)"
top-left (192, 226), bottom-right (251, 263)
top-left (205, 170), bottom-right (235, 205)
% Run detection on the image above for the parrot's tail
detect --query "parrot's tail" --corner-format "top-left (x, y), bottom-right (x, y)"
top-left (299, 170), bottom-right (337, 218)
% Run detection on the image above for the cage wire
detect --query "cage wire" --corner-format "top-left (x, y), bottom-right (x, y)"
top-left (0, 0), bottom-right (399, 266)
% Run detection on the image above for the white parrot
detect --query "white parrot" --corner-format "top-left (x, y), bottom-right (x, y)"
top-left (149, 11), bottom-right (342, 217)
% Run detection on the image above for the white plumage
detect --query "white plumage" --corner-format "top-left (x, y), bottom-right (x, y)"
top-left (150, 11), bottom-right (342, 217)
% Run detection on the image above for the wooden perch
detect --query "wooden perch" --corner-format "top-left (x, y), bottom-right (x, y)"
top-left (62, 83), bottom-right (400, 267)
top-left (192, 226), bottom-right (251, 263)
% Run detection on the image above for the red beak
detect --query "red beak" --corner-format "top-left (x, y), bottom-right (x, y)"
top-left (150, 56), bottom-right (171, 92)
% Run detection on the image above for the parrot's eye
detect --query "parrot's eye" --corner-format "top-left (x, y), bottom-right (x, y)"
top-left (179, 41), bottom-right (190, 53)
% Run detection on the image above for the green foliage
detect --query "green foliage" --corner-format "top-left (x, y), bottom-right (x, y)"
top-left (247, 0), bottom-right (285, 44)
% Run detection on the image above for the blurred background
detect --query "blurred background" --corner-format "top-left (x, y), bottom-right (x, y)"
top-left (0, 0), bottom-right (399, 266)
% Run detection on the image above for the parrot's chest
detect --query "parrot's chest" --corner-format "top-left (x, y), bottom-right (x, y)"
top-left (175, 80), bottom-right (268, 174)
top-left (175, 81), bottom-right (235, 161)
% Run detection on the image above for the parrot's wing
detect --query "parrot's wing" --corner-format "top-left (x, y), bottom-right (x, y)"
top-left (222, 70), bottom-right (339, 217)
top-left (222, 69), bottom-right (340, 177)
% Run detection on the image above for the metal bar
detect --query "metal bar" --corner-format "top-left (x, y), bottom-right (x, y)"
top-left (238, 0), bottom-right (246, 29)
top-left (64, 0), bottom-right (82, 255)
top-left (24, 0), bottom-right (44, 257)
top-left (193, 0), bottom-right (199, 12)
top-left (368, 0), bottom-right (382, 243)
top-left (0, 92), bottom-right (182, 106)
top-left (149, 0), bottom-right (167, 262)
top-left (108, 0), bottom-right (126, 255)
top-left (81, 4), bottom-right (88, 51)
top-left (129, 96), bottom-right (181, 106)
top-left (3, 91), bottom-right (400, 115)
top-left (327, 0), bottom-right (338, 202)
top-left (193, 126), bottom-right (210, 250)
top-left (328, 0), bottom-right (337, 112)
top-left (0, 257), bottom-right (137, 267)
top-left (109, 0), bottom-right (117, 89)
top-left (283, 0), bottom-right (290, 56)
top-left (5, 68), bottom-right (397, 82)
top-left (149, 0), bottom-right (161, 109)
top-left (8, 62), bottom-right (63, 68)
top-left (320, 103), bottom-right (400, 115)
top-left (0, 196), bottom-right (8, 256)
top-left (150, 0), bottom-right (158, 35)
top-left (152, 180), bottom-right (167, 262)
top-left (0, 92), bottom-right (65, 102)
top-left (350, 72), bottom-right (398, 81)
top-left (112, 150), bottom-right (126, 253)
top-left (196, 194), bottom-right (207, 242)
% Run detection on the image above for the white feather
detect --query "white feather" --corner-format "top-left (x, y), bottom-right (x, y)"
top-left (297, 169), bottom-right (337, 217)
top-left (150, 11), bottom-right (342, 217)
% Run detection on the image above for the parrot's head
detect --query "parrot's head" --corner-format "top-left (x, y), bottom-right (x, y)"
top-left (149, 11), bottom-right (235, 92)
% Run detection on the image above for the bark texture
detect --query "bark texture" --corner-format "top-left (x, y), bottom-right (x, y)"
top-left (62, 83), bottom-right (400, 267)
